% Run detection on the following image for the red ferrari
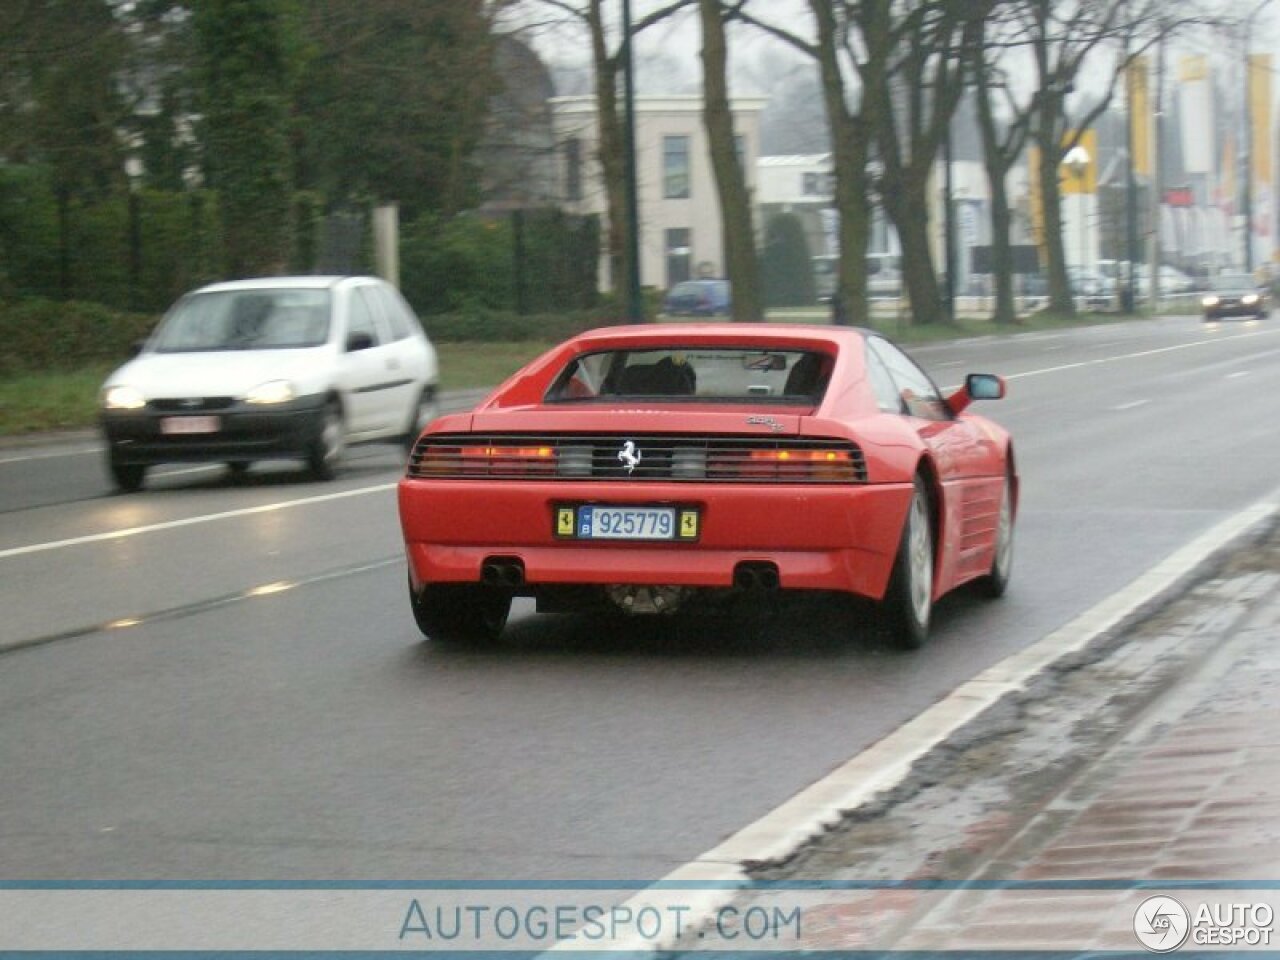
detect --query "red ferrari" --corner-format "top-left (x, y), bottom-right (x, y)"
top-left (398, 324), bottom-right (1015, 648)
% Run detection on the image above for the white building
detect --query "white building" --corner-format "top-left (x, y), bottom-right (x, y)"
top-left (550, 94), bottom-right (767, 293)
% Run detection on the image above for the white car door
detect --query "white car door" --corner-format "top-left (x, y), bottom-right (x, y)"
top-left (334, 284), bottom-right (394, 437)
top-left (361, 283), bottom-right (426, 436)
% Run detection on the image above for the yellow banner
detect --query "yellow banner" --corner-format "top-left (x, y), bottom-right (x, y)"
top-left (1059, 129), bottom-right (1098, 195)
top-left (1128, 57), bottom-right (1152, 179)
top-left (1250, 53), bottom-right (1272, 185)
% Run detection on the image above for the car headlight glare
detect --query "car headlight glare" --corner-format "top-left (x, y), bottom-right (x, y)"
top-left (1242, 294), bottom-right (1259, 305)
top-left (103, 385), bottom-right (146, 410)
top-left (1202, 296), bottom-right (1220, 307)
top-left (246, 380), bottom-right (296, 405)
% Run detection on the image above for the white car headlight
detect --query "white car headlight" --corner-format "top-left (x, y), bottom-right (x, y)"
top-left (102, 385), bottom-right (146, 410)
top-left (1242, 294), bottom-right (1259, 305)
top-left (1202, 295), bottom-right (1220, 307)
top-left (245, 380), bottom-right (296, 405)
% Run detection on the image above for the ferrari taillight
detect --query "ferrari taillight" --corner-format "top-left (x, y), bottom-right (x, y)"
top-left (412, 443), bottom-right (556, 477)
top-left (467, 445), bottom-right (556, 476)
top-left (709, 448), bottom-right (858, 482)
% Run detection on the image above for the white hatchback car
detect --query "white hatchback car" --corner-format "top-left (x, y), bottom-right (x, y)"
top-left (99, 276), bottom-right (439, 492)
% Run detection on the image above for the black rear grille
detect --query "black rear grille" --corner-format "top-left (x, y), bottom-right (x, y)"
top-left (408, 434), bottom-right (867, 484)
top-left (149, 397), bottom-right (237, 412)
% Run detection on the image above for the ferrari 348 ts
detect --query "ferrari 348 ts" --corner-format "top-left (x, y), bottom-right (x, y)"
top-left (398, 324), bottom-right (1016, 648)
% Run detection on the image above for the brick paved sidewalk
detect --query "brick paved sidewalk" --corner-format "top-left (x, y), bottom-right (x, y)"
top-left (889, 554), bottom-right (1280, 952)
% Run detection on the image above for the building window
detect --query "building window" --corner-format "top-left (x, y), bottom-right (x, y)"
top-left (802, 172), bottom-right (820, 196)
top-left (564, 138), bottom-right (582, 203)
top-left (666, 228), bottom-right (691, 286)
top-left (734, 135), bottom-right (746, 172)
top-left (663, 136), bottom-right (690, 199)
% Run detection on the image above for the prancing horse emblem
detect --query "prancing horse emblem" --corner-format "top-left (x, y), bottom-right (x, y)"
top-left (617, 440), bottom-right (642, 475)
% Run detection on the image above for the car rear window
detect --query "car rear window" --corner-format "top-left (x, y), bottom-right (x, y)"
top-left (545, 347), bottom-right (833, 403)
top-left (152, 290), bottom-right (332, 352)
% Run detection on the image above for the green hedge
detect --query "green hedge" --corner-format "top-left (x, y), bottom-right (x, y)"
top-left (0, 298), bottom-right (157, 377)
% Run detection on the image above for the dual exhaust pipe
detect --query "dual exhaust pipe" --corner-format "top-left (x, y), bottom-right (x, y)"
top-left (481, 558), bottom-right (525, 588)
top-left (483, 558), bottom-right (779, 593)
top-left (733, 561), bottom-right (780, 592)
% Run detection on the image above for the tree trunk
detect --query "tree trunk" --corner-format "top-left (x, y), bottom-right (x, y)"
top-left (587, 1), bottom-right (631, 299)
top-left (1036, 116), bottom-right (1074, 315)
top-left (986, 165), bottom-right (1018, 326)
top-left (811, 0), bottom-right (870, 325)
top-left (699, 0), bottom-right (763, 321)
top-left (884, 178), bottom-right (943, 326)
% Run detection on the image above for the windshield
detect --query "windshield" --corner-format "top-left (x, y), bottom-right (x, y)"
top-left (151, 289), bottom-right (332, 352)
top-left (1211, 275), bottom-right (1257, 292)
top-left (546, 347), bottom-right (833, 404)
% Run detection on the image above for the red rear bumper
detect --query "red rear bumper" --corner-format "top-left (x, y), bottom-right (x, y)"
top-left (398, 479), bottom-right (912, 601)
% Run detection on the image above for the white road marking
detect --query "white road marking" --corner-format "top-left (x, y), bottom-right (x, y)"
top-left (0, 445), bottom-right (101, 465)
top-left (0, 483), bottom-right (397, 561)
top-left (1228, 370), bottom-right (1252, 379)
top-left (585, 485), bottom-right (1280, 953)
top-left (1002, 328), bottom-right (1280, 382)
top-left (1113, 399), bottom-right (1152, 411)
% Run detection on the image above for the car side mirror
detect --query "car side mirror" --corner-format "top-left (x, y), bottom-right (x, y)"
top-left (346, 331), bottom-right (375, 353)
top-left (946, 373), bottom-right (1006, 415)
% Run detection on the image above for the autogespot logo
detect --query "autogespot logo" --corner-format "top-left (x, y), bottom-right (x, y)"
top-left (1134, 895), bottom-right (1191, 953)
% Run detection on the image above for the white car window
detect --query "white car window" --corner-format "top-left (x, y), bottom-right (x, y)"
top-left (347, 288), bottom-right (382, 348)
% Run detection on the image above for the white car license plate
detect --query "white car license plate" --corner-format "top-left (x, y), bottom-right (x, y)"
top-left (577, 506), bottom-right (675, 541)
top-left (160, 416), bottom-right (220, 435)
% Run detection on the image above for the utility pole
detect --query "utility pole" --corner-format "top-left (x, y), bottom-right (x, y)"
top-left (943, 116), bottom-right (956, 323)
top-left (1150, 32), bottom-right (1165, 310)
top-left (1124, 58), bottom-right (1139, 313)
top-left (1243, 17), bottom-right (1254, 274)
top-left (621, 0), bottom-right (644, 322)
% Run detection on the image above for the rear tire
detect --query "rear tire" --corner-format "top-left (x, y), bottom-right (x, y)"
top-left (410, 579), bottom-right (511, 645)
top-left (880, 476), bottom-right (934, 650)
top-left (307, 402), bottom-right (344, 481)
top-left (227, 460), bottom-right (252, 480)
top-left (109, 457), bottom-right (147, 493)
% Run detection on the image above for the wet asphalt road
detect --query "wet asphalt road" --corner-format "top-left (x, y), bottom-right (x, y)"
top-left (3, 316), bottom-right (1280, 880)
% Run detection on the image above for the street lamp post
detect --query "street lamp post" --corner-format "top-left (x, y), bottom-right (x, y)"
top-left (1064, 145), bottom-right (1090, 307)
top-left (621, 0), bottom-right (644, 323)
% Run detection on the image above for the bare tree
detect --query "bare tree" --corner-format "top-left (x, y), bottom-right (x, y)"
top-left (863, 0), bottom-right (988, 327)
top-left (521, 0), bottom-right (691, 301)
top-left (700, 0), bottom-right (764, 320)
top-left (1022, 0), bottom-right (1196, 315)
top-left (739, 1), bottom-right (876, 326)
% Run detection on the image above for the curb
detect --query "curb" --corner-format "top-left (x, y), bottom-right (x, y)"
top-left (570, 484), bottom-right (1280, 953)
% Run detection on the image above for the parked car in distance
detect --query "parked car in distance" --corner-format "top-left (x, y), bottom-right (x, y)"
top-left (99, 276), bottom-right (439, 492)
top-left (399, 323), bottom-right (1016, 650)
top-left (1067, 266), bottom-right (1115, 306)
top-left (663, 279), bottom-right (731, 316)
top-left (1201, 273), bottom-right (1269, 321)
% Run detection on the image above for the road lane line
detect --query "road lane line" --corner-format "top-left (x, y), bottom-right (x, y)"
top-left (579, 485), bottom-right (1280, 954)
top-left (0, 483), bottom-right (397, 561)
top-left (1228, 370), bottom-right (1252, 379)
top-left (1113, 399), bottom-right (1152, 411)
top-left (0, 446), bottom-right (101, 465)
top-left (0, 556), bottom-right (402, 655)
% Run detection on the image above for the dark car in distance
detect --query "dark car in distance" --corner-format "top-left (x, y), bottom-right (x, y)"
top-left (1202, 273), bottom-right (1268, 321)
top-left (663, 279), bottom-right (731, 316)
